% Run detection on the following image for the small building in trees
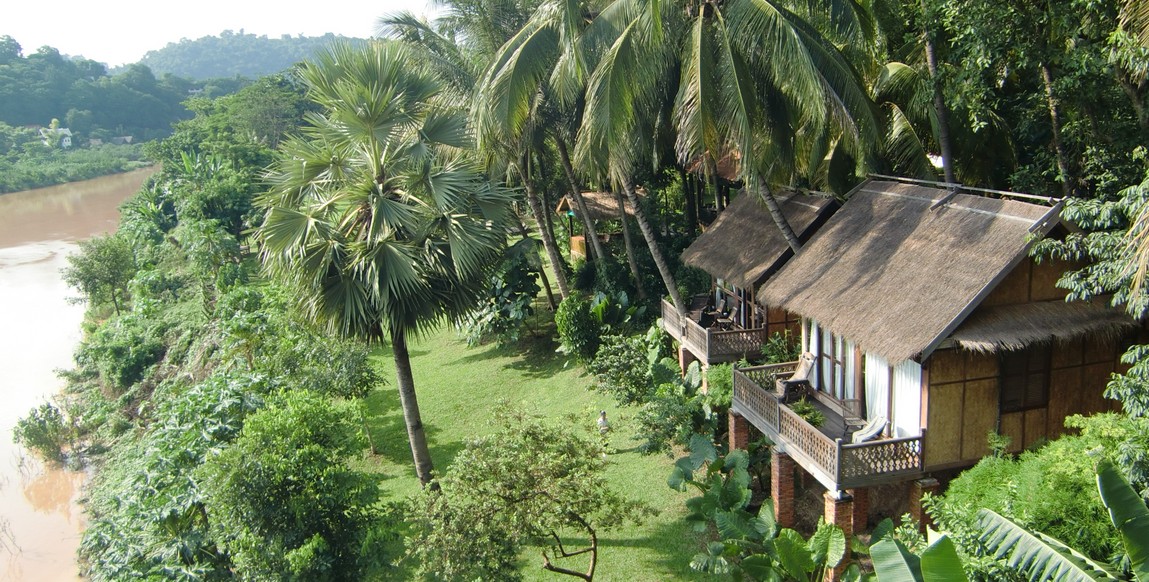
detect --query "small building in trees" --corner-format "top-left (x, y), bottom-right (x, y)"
top-left (554, 190), bottom-right (635, 260)
top-left (728, 177), bottom-right (1138, 543)
top-left (660, 190), bottom-right (836, 367)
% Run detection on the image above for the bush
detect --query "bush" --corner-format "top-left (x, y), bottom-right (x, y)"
top-left (77, 314), bottom-right (166, 392)
top-left (761, 330), bottom-right (801, 363)
top-left (13, 402), bottom-right (70, 462)
top-left (588, 334), bottom-right (656, 405)
top-left (555, 294), bottom-right (600, 360)
top-left (930, 413), bottom-right (1138, 565)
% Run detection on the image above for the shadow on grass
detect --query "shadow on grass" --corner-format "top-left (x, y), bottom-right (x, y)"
top-left (364, 380), bottom-right (468, 476)
top-left (596, 519), bottom-right (708, 577)
top-left (450, 329), bottom-right (587, 380)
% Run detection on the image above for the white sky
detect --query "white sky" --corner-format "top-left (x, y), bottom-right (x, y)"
top-left (5, 0), bottom-right (444, 67)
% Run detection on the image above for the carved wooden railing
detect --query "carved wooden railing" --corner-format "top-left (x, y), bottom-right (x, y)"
top-left (663, 298), bottom-right (772, 364)
top-left (733, 363), bottom-right (924, 490)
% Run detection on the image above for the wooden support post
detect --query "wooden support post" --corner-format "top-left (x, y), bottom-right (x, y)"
top-left (772, 450), bottom-right (797, 529)
top-left (909, 477), bottom-right (940, 533)
top-left (823, 491), bottom-right (854, 582)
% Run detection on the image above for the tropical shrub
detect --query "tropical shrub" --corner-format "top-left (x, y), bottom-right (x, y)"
top-left (461, 242), bottom-right (541, 346)
top-left (669, 436), bottom-right (852, 580)
top-left (931, 414), bottom-right (1140, 566)
top-left (555, 294), bottom-right (599, 360)
top-left (761, 329), bottom-right (801, 364)
top-left (76, 313), bottom-right (166, 392)
top-left (12, 402), bottom-right (71, 463)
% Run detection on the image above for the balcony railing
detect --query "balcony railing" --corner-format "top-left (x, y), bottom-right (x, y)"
top-left (733, 363), bottom-right (924, 491)
top-left (660, 298), bottom-right (771, 364)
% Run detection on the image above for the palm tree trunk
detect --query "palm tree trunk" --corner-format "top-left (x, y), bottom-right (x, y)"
top-left (613, 187), bottom-right (647, 300)
top-left (681, 167), bottom-right (697, 234)
top-left (514, 212), bottom-right (558, 310)
top-left (622, 178), bottom-right (686, 315)
top-left (758, 180), bottom-right (802, 253)
top-left (1040, 61), bottom-right (1074, 198)
top-left (391, 325), bottom-right (435, 486)
top-left (519, 155), bottom-right (570, 300)
top-left (554, 135), bottom-right (608, 262)
top-left (921, 0), bottom-right (957, 184)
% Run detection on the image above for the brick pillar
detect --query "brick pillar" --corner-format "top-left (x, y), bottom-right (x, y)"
top-left (909, 477), bottom-right (940, 533)
top-left (729, 410), bottom-right (751, 451)
top-left (678, 346), bottom-right (697, 375)
top-left (847, 487), bottom-right (869, 532)
top-left (823, 491), bottom-right (854, 582)
top-left (771, 450), bottom-right (796, 529)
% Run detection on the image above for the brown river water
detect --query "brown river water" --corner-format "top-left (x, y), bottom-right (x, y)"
top-left (0, 168), bottom-right (157, 580)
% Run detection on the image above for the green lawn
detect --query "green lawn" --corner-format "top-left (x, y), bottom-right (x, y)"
top-left (362, 317), bottom-right (708, 581)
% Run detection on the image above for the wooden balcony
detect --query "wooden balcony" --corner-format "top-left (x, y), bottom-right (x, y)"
top-left (660, 298), bottom-right (770, 364)
top-left (732, 363), bottom-right (924, 492)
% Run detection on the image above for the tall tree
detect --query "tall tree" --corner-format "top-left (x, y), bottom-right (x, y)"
top-left (256, 41), bottom-right (514, 486)
top-left (571, 0), bottom-right (879, 254)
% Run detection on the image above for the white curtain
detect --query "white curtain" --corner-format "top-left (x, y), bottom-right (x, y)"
top-left (864, 353), bottom-right (889, 423)
top-left (806, 319), bottom-right (821, 390)
top-left (891, 359), bottom-right (923, 438)
top-left (843, 339), bottom-right (856, 401)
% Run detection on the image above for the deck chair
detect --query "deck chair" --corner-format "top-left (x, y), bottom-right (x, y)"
top-left (716, 304), bottom-right (739, 330)
top-left (850, 415), bottom-right (887, 444)
top-left (775, 352), bottom-right (815, 403)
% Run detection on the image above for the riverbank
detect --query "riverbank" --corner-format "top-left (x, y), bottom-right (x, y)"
top-left (0, 169), bottom-right (154, 580)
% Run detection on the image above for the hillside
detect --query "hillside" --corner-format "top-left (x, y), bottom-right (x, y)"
top-left (138, 30), bottom-right (367, 80)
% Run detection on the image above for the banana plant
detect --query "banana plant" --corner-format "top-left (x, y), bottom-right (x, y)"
top-left (1097, 458), bottom-right (1149, 581)
top-left (869, 535), bottom-right (968, 582)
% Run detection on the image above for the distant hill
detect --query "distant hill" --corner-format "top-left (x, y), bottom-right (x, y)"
top-left (138, 30), bottom-right (367, 80)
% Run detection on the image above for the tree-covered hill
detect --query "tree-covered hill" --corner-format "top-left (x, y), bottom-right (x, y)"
top-left (138, 30), bottom-right (367, 80)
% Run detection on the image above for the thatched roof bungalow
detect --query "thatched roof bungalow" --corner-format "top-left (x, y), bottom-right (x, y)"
top-left (730, 177), bottom-right (1139, 531)
top-left (661, 191), bottom-right (836, 366)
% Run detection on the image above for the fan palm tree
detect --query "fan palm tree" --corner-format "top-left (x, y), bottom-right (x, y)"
top-left (255, 41), bottom-right (514, 486)
top-left (382, 3), bottom-right (574, 300)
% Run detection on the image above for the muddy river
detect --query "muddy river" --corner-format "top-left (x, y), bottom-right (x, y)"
top-left (0, 168), bottom-right (156, 580)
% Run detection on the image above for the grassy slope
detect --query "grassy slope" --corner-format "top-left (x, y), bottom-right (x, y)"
top-left (362, 317), bottom-right (707, 581)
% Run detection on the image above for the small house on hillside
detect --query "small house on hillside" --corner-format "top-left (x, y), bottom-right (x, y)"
top-left (661, 191), bottom-right (836, 367)
top-left (727, 177), bottom-right (1138, 545)
top-left (39, 127), bottom-right (72, 148)
top-left (555, 191), bottom-right (636, 260)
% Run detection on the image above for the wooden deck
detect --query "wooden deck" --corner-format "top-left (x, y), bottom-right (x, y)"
top-left (660, 298), bottom-right (770, 364)
top-left (732, 362), bottom-right (924, 492)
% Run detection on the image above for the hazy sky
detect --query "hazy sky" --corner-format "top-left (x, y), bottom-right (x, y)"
top-left (5, 0), bottom-right (443, 67)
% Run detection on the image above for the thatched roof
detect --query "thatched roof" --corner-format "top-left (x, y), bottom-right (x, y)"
top-left (681, 192), bottom-right (835, 289)
top-left (757, 178), bottom-right (1063, 363)
top-left (949, 301), bottom-right (1136, 353)
top-left (555, 191), bottom-right (634, 221)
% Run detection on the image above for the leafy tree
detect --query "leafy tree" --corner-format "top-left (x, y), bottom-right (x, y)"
top-left (256, 41), bottom-right (515, 486)
top-left (409, 407), bottom-right (649, 581)
top-left (197, 390), bottom-right (389, 581)
top-left (61, 232), bottom-right (137, 315)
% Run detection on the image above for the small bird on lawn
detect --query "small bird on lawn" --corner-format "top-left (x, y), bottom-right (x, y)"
top-left (597, 410), bottom-right (610, 434)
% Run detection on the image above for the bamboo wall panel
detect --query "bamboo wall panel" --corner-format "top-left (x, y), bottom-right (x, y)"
top-left (1024, 408), bottom-right (1048, 449)
top-left (925, 382), bottom-right (963, 467)
top-left (1047, 369), bottom-right (1082, 440)
top-left (929, 350), bottom-right (964, 384)
top-left (1000, 412), bottom-right (1024, 454)
top-left (966, 351), bottom-right (998, 380)
top-left (983, 260), bottom-right (1030, 306)
top-left (961, 379), bottom-right (997, 461)
top-left (1030, 259), bottom-right (1069, 301)
top-left (1052, 337), bottom-right (1084, 368)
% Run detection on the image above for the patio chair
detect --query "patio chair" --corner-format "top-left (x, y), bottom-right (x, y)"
top-left (850, 415), bottom-right (887, 444)
top-left (715, 304), bottom-right (739, 330)
top-left (775, 352), bottom-right (815, 403)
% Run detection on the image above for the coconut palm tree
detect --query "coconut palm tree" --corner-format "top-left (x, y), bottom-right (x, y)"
top-left (255, 41), bottom-right (514, 486)
top-left (572, 0), bottom-right (881, 253)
